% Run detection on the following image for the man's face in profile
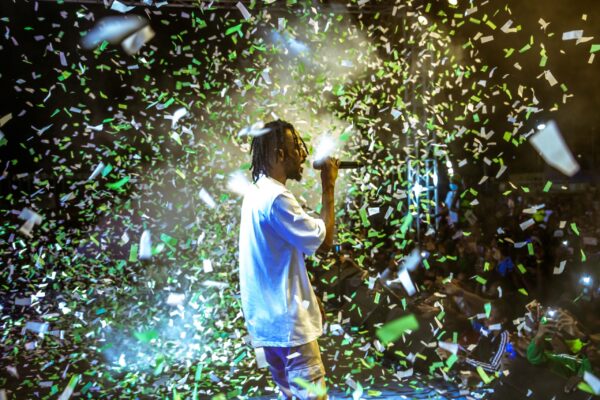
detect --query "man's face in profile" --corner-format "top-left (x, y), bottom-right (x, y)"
top-left (282, 128), bottom-right (308, 182)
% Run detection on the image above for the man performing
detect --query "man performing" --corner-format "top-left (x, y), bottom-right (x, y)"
top-left (238, 119), bottom-right (339, 399)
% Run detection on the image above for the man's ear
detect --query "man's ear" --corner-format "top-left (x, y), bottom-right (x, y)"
top-left (275, 147), bottom-right (285, 163)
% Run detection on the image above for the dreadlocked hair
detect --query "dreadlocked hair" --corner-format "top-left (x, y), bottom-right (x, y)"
top-left (250, 119), bottom-right (308, 183)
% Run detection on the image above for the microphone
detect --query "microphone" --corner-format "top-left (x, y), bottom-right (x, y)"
top-left (313, 160), bottom-right (364, 170)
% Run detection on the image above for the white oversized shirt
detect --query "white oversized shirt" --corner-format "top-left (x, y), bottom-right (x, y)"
top-left (239, 175), bottom-right (326, 347)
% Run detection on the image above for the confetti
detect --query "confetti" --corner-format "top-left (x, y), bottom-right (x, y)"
top-left (529, 121), bottom-right (580, 176)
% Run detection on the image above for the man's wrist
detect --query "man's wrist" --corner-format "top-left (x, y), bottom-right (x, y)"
top-left (321, 183), bottom-right (335, 192)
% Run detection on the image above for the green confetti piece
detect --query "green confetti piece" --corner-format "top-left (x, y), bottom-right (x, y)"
top-left (581, 249), bottom-right (586, 262)
top-left (570, 222), bottom-right (580, 236)
top-left (106, 176), bottom-right (130, 189)
top-left (292, 377), bottom-right (327, 397)
top-left (543, 181), bottom-right (552, 192)
top-left (134, 329), bottom-right (158, 343)
top-left (518, 288), bottom-right (529, 296)
top-left (225, 23), bottom-right (243, 36)
top-left (129, 244), bottom-right (139, 262)
top-left (476, 366), bottom-right (493, 384)
top-left (446, 353), bottom-right (458, 369)
top-left (376, 314), bottom-right (419, 344)
top-left (429, 361), bottom-right (445, 374)
top-left (484, 302), bottom-right (491, 318)
top-left (359, 208), bottom-right (371, 227)
top-left (175, 169), bottom-right (186, 179)
top-left (527, 242), bottom-right (534, 256)
top-left (400, 213), bottom-right (413, 236)
top-left (233, 352), bottom-right (246, 365)
top-left (160, 233), bottom-right (178, 246)
top-left (101, 164), bottom-right (113, 177)
top-left (437, 310), bottom-right (445, 321)
top-left (475, 275), bottom-right (487, 285)
top-left (374, 292), bottom-right (381, 304)
top-left (517, 263), bottom-right (527, 274)
top-left (591, 44), bottom-right (600, 53)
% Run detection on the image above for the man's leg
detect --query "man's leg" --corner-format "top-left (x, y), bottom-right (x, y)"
top-left (263, 346), bottom-right (294, 399)
top-left (285, 340), bottom-right (328, 400)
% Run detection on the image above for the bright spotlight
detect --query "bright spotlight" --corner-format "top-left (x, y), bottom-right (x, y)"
top-left (313, 135), bottom-right (337, 164)
top-left (581, 275), bottom-right (592, 286)
top-left (537, 123), bottom-right (546, 131)
top-left (412, 182), bottom-right (424, 196)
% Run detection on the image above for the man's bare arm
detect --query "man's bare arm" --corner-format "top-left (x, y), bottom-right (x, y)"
top-left (316, 158), bottom-right (338, 254)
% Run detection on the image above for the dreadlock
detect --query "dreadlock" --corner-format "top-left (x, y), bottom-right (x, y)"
top-left (250, 119), bottom-right (308, 183)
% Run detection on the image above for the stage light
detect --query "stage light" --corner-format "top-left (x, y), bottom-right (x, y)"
top-left (581, 275), bottom-right (592, 287)
top-left (313, 135), bottom-right (337, 164)
top-left (537, 123), bottom-right (546, 130)
top-left (412, 182), bottom-right (424, 196)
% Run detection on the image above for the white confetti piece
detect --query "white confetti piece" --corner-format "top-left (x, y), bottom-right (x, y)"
top-left (88, 161), bottom-right (105, 181)
top-left (111, 0), bottom-right (135, 13)
top-left (236, 2), bottom-right (251, 20)
top-left (121, 25), bottom-right (155, 55)
top-left (199, 188), bottom-right (216, 208)
top-left (139, 230), bottom-right (152, 260)
top-left (25, 321), bottom-right (49, 335)
top-left (530, 120), bottom-right (580, 176)
top-left (395, 368), bottom-right (414, 379)
top-left (562, 30), bottom-right (583, 41)
top-left (58, 375), bottom-right (80, 400)
top-left (166, 293), bottom-right (185, 306)
top-left (166, 107), bottom-right (188, 128)
top-left (438, 341), bottom-right (458, 354)
top-left (203, 259), bottom-right (213, 273)
top-left (583, 371), bottom-right (600, 394)
top-left (553, 260), bottom-right (566, 275)
top-left (544, 70), bottom-right (558, 86)
top-left (519, 218), bottom-right (535, 231)
top-left (496, 164), bottom-right (507, 178)
top-left (0, 113), bottom-right (12, 128)
top-left (254, 347), bottom-right (269, 369)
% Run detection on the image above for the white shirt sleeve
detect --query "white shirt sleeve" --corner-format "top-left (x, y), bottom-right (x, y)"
top-left (270, 191), bottom-right (326, 255)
